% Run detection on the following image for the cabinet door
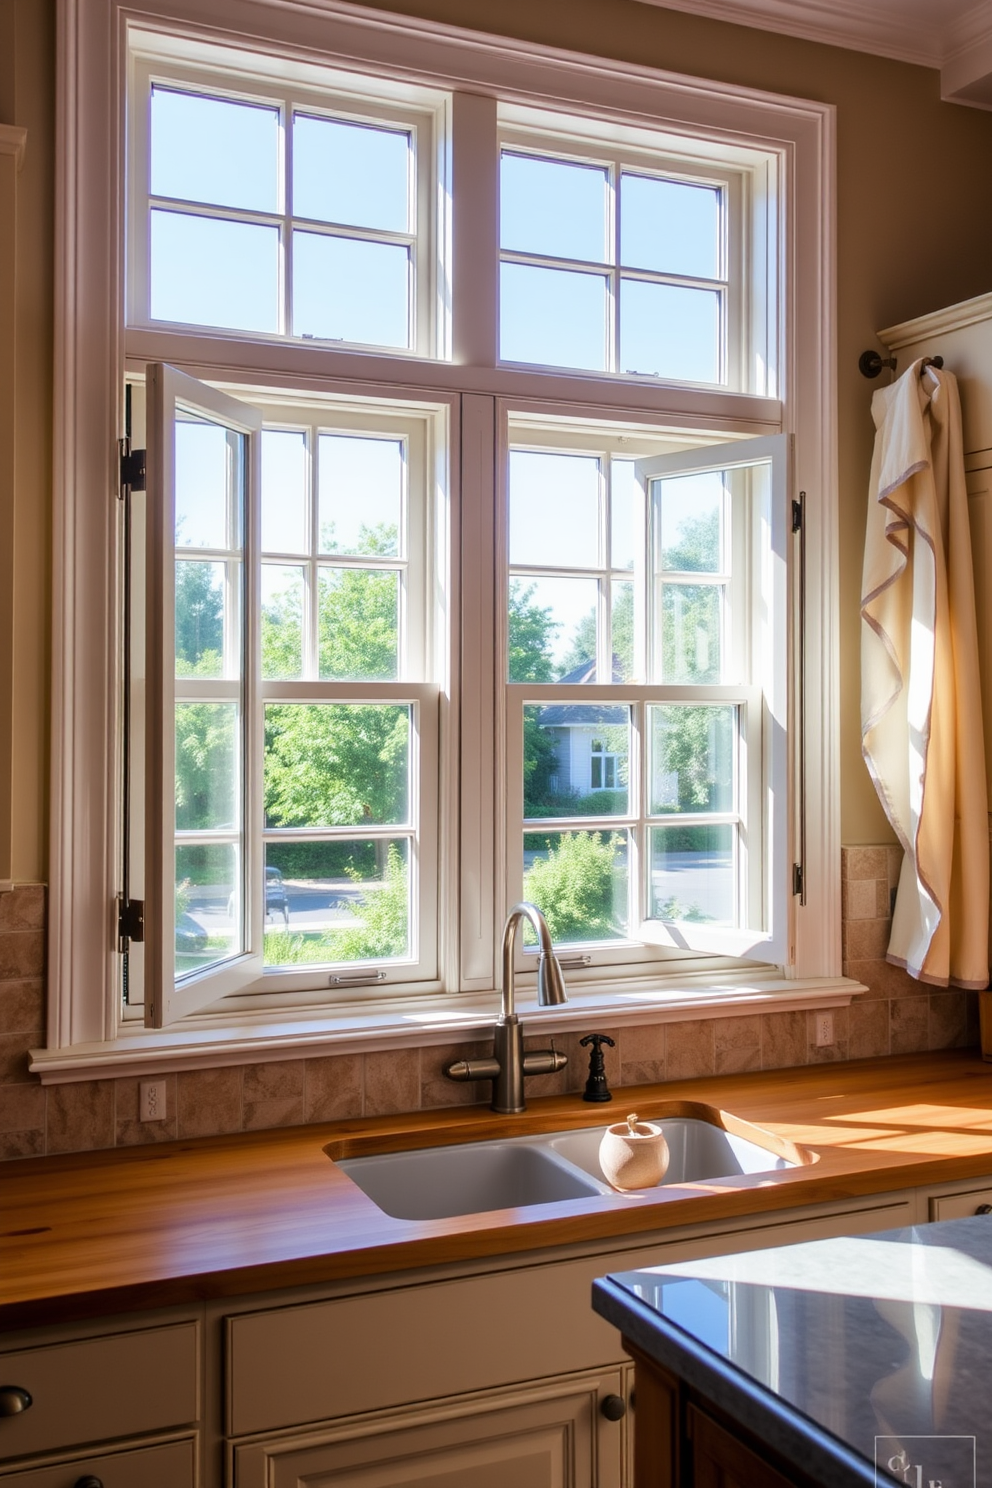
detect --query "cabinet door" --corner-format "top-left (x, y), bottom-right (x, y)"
top-left (687, 1405), bottom-right (799, 1488)
top-left (233, 1368), bottom-right (624, 1488)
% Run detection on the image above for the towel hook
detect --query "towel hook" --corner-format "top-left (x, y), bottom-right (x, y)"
top-left (859, 350), bottom-right (897, 378)
top-left (859, 350), bottom-right (944, 379)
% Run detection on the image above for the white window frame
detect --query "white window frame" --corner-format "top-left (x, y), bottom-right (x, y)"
top-left (497, 126), bottom-right (741, 388)
top-left (128, 52), bottom-right (446, 358)
top-left (41, 0), bottom-right (840, 1079)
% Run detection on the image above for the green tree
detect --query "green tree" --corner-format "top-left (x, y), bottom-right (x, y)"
top-left (264, 703), bottom-right (408, 829)
top-left (523, 831), bottom-right (624, 944)
top-left (508, 580), bottom-right (558, 682)
top-left (175, 560), bottom-right (223, 671)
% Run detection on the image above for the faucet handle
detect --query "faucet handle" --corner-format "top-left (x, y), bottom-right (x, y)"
top-left (579, 1032), bottom-right (615, 1103)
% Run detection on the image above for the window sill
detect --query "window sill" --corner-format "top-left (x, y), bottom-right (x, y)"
top-left (29, 975), bottom-right (866, 1084)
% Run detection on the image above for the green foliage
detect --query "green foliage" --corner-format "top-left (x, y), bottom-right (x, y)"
top-left (664, 508), bottom-right (720, 573)
top-left (174, 702), bottom-right (235, 830)
top-left (508, 580), bottom-right (559, 683)
top-left (523, 831), bottom-right (624, 944)
top-left (175, 560), bottom-right (223, 669)
top-left (653, 895), bottom-right (712, 923)
top-left (264, 703), bottom-right (408, 829)
top-left (264, 845), bottom-right (408, 966)
top-left (653, 706), bottom-right (731, 811)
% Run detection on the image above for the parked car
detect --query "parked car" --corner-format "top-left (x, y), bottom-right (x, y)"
top-left (227, 865), bottom-right (290, 927)
top-left (175, 911), bottom-right (208, 954)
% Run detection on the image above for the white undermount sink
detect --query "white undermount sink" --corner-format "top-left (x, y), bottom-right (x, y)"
top-left (335, 1113), bottom-right (805, 1221)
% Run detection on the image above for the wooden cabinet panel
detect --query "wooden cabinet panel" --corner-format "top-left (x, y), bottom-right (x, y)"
top-left (232, 1370), bottom-right (623, 1488)
top-left (0, 1436), bottom-right (195, 1488)
top-left (687, 1405), bottom-right (799, 1488)
top-left (929, 1184), bottom-right (992, 1221)
top-left (0, 1323), bottom-right (199, 1460)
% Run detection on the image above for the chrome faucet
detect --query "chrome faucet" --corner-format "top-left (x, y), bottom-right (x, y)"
top-left (444, 902), bottom-right (568, 1114)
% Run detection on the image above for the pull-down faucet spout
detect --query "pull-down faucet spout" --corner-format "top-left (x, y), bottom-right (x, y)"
top-left (445, 902), bottom-right (568, 1114)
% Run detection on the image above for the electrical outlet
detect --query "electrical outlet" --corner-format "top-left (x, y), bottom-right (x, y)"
top-left (814, 1011), bottom-right (834, 1048)
top-left (139, 1079), bottom-right (167, 1122)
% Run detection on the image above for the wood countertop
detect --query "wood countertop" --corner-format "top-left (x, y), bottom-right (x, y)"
top-left (5, 1050), bottom-right (992, 1332)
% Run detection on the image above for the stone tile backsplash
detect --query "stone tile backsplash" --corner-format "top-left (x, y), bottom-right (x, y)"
top-left (0, 856), bottom-right (980, 1158)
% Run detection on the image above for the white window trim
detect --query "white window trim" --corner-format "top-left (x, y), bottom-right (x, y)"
top-left (42, 0), bottom-right (844, 1077)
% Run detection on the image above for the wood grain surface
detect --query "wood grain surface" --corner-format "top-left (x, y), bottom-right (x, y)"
top-left (5, 1050), bottom-right (992, 1331)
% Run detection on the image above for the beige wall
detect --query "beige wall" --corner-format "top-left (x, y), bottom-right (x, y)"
top-left (0, 0), bottom-right (53, 884)
top-left (5, 0), bottom-right (992, 869)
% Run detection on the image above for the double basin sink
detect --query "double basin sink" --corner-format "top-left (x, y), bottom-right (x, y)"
top-left (333, 1104), bottom-right (811, 1221)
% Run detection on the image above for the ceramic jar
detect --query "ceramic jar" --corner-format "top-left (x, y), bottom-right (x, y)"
top-left (599, 1113), bottom-right (670, 1191)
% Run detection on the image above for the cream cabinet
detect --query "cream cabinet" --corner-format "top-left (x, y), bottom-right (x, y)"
top-left (231, 1367), bottom-right (630, 1488)
top-left (0, 1316), bottom-right (201, 1487)
top-left (219, 1188), bottom-right (917, 1488)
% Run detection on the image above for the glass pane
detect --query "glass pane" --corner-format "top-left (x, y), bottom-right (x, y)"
top-left (500, 152), bottom-right (607, 262)
top-left (508, 451), bottom-right (600, 569)
top-left (620, 280), bottom-right (720, 383)
top-left (261, 565), bottom-right (304, 679)
top-left (294, 114), bottom-right (411, 232)
top-left (293, 231), bottom-right (409, 347)
top-left (522, 830), bottom-right (628, 944)
top-left (661, 584), bottom-right (721, 683)
top-left (318, 567), bottom-right (399, 680)
top-left (656, 471), bottom-right (724, 573)
top-left (175, 561), bottom-right (230, 676)
top-left (151, 88), bottom-right (279, 213)
top-left (264, 703), bottom-right (409, 827)
top-left (150, 211), bottom-right (279, 333)
top-left (610, 459), bottom-right (638, 571)
top-left (175, 843), bottom-right (240, 977)
top-left (500, 263), bottom-right (607, 372)
top-left (261, 431), bottom-right (308, 555)
top-left (175, 702), bottom-right (238, 829)
top-left (263, 838), bottom-right (410, 966)
top-left (175, 417), bottom-right (235, 548)
top-left (620, 174), bottom-right (720, 279)
top-left (319, 435), bottom-right (403, 556)
top-left (612, 581), bottom-right (635, 682)
top-left (508, 576), bottom-right (599, 683)
top-left (649, 704), bottom-right (736, 815)
top-left (650, 823), bottom-right (735, 925)
top-left (523, 704), bottom-right (629, 818)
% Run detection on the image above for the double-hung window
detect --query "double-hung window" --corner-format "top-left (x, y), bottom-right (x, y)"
top-left (44, 0), bottom-right (837, 1070)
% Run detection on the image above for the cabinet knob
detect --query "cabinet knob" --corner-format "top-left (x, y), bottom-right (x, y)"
top-left (0, 1387), bottom-right (32, 1417)
top-left (601, 1393), bottom-right (627, 1421)
top-left (74, 1478), bottom-right (104, 1488)
top-left (976, 1203), bottom-right (992, 1215)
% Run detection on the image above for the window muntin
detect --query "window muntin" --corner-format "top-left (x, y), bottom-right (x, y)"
top-left (498, 137), bottom-right (731, 385)
top-left (131, 61), bottom-right (443, 356)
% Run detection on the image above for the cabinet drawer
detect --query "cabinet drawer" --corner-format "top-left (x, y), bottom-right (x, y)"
top-left (0, 1436), bottom-right (195, 1488)
top-left (929, 1186), bottom-right (992, 1221)
top-left (0, 1323), bottom-right (198, 1460)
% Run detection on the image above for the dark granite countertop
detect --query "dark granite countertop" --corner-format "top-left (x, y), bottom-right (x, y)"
top-left (594, 1215), bottom-right (992, 1488)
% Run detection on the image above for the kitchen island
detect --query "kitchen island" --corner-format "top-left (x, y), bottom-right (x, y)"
top-left (593, 1213), bottom-right (992, 1487)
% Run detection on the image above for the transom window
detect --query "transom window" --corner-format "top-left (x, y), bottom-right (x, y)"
top-left (129, 58), bottom-right (443, 355)
top-left (499, 135), bottom-right (733, 384)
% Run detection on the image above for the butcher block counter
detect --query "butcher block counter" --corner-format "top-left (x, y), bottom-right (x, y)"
top-left (5, 1049), bottom-right (992, 1333)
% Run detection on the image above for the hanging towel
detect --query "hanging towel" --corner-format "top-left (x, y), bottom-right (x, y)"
top-left (861, 358), bottom-right (988, 988)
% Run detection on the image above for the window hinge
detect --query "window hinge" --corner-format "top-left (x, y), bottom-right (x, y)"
top-left (117, 896), bottom-right (145, 947)
top-left (118, 439), bottom-right (146, 496)
top-left (792, 863), bottom-right (804, 898)
top-left (791, 495), bottom-right (804, 533)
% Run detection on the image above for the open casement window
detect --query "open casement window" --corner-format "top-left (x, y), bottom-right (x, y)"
top-left (506, 432), bottom-right (790, 972)
top-left (633, 435), bottom-right (790, 962)
top-left (144, 367), bottom-right (442, 1024)
top-left (145, 364), bottom-right (262, 1026)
